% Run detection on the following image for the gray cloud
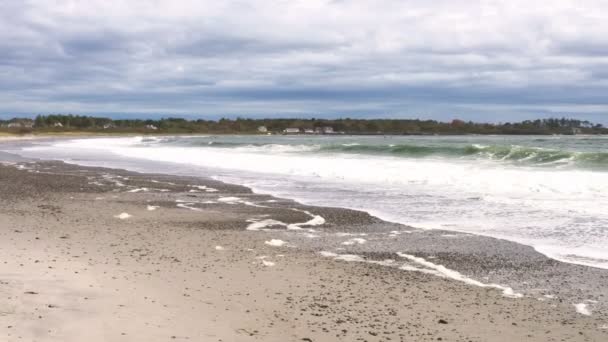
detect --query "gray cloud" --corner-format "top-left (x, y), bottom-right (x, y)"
top-left (1, 0), bottom-right (608, 123)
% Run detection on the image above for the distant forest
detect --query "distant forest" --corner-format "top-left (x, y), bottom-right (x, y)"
top-left (1, 114), bottom-right (607, 135)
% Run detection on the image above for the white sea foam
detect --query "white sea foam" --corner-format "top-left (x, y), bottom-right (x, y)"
top-left (128, 187), bottom-right (149, 193)
top-left (336, 232), bottom-right (367, 237)
top-left (335, 254), bottom-right (365, 262)
top-left (396, 253), bottom-right (523, 298)
top-left (218, 197), bottom-right (241, 203)
top-left (265, 239), bottom-right (287, 247)
top-left (114, 212), bottom-right (132, 220)
top-left (574, 303), bottom-right (592, 316)
top-left (245, 209), bottom-right (323, 232)
top-left (150, 180), bottom-right (176, 185)
top-left (318, 251), bottom-right (365, 262)
top-left (369, 259), bottom-right (397, 266)
top-left (190, 185), bottom-right (219, 192)
top-left (218, 196), bottom-right (268, 207)
top-left (342, 238), bottom-right (367, 245)
top-left (246, 219), bottom-right (287, 231)
top-left (176, 203), bottom-right (203, 211)
top-left (287, 209), bottom-right (325, 230)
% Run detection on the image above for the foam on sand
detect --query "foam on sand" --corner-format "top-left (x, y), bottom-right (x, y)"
top-left (342, 238), bottom-right (367, 245)
top-left (217, 197), bottom-right (242, 203)
top-left (287, 209), bottom-right (325, 230)
top-left (150, 179), bottom-right (176, 186)
top-left (336, 232), bottom-right (367, 237)
top-left (215, 245), bottom-right (225, 251)
top-left (128, 187), bottom-right (149, 193)
top-left (265, 239), bottom-right (287, 247)
top-left (246, 209), bottom-right (324, 231)
top-left (318, 251), bottom-right (364, 262)
top-left (176, 203), bottom-right (203, 211)
top-left (147, 205), bottom-right (159, 211)
top-left (397, 253), bottom-right (523, 298)
top-left (335, 254), bottom-right (365, 262)
top-left (114, 212), bottom-right (132, 220)
top-left (262, 260), bottom-right (276, 267)
top-left (574, 303), bottom-right (592, 316)
top-left (190, 185), bottom-right (219, 192)
top-left (246, 219), bottom-right (287, 231)
top-left (218, 196), bottom-right (268, 208)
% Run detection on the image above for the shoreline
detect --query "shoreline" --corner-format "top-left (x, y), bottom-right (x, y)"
top-left (1, 157), bottom-right (607, 341)
top-left (3, 138), bottom-right (608, 305)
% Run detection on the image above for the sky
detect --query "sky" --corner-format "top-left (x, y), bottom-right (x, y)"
top-left (1, 0), bottom-right (608, 124)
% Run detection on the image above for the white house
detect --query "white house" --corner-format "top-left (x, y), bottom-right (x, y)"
top-left (145, 124), bottom-right (158, 130)
top-left (7, 121), bottom-right (33, 128)
top-left (283, 128), bottom-right (300, 134)
top-left (257, 126), bottom-right (268, 133)
top-left (52, 122), bottom-right (63, 127)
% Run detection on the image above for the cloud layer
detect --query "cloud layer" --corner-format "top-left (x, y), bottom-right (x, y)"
top-left (2, 0), bottom-right (608, 122)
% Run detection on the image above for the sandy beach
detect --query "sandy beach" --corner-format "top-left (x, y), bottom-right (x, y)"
top-left (0, 156), bottom-right (607, 341)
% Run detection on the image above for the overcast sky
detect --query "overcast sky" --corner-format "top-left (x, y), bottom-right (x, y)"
top-left (2, 0), bottom-right (608, 123)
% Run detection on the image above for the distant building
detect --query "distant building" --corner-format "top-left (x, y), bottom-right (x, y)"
top-left (304, 129), bottom-right (314, 134)
top-left (7, 120), bottom-right (33, 128)
top-left (103, 123), bottom-right (115, 129)
top-left (257, 126), bottom-right (268, 133)
top-left (52, 122), bottom-right (63, 127)
top-left (145, 124), bottom-right (158, 130)
top-left (283, 128), bottom-right (300, 134)
top-left (322, 126), bottom-right (334, 134)
top-left (572, 128), bottom-right (582, 135)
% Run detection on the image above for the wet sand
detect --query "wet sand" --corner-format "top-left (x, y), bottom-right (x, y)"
top-left (1, 160), bottom-right (607, 341)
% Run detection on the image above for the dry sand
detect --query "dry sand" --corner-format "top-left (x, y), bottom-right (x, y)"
top-left (0, 161), bottom-right (607, 341)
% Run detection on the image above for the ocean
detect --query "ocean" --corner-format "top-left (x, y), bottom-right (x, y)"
top-left (13, 134), bottom-right (608, 269)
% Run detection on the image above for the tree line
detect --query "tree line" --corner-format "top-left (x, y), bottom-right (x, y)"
top-left (1, 114), bottom-right (606, 135)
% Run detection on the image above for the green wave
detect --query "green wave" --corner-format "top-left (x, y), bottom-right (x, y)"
top-left (318, 143), bottom-right (608, 169)
top-left (145, 137), bottom-right (608, 170)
